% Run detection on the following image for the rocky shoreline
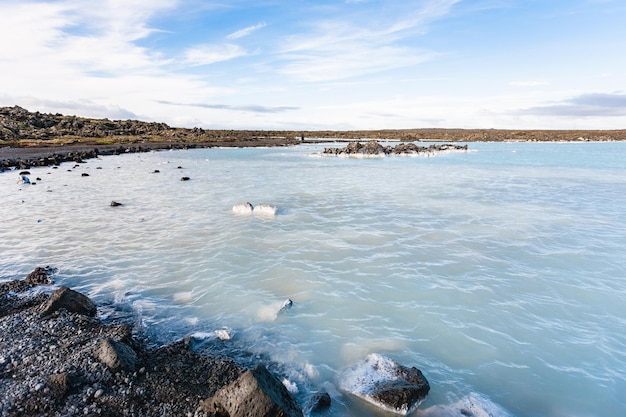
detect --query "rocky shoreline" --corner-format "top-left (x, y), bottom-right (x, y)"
top-left (0, 268), bottom-right (311, 417)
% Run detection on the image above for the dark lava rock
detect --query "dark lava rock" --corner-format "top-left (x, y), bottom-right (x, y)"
top-left (39, 286), bottom-right (97, 317)
top-left (47, 372), bottom-right (81, 399)
top-left (306, 391), bottom-right (331, 413)
top-left (339, 353), bottom-right (430, 415)
top-left (180, 176), bottom-right (190, 181)
top-left (81, 172), bottom-right (89, 177)
top-left (24, 266), bottom-right (55, 286)
top-left (201, 365), bottom-right (303, 417)
top-left (94, 337), bottom-right (137, 372)
top-left (110, 200), bottom-right (123, 206)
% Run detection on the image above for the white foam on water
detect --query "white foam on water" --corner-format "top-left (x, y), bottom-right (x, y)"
top-left (416, 393), bottom-right (513, 417)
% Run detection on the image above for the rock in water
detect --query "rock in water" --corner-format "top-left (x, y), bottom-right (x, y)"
top-left (39, 286), bottom-right (97, 317)
top-left (339, 353), bottom-right (430, 415)
top-left (278, 298), bottom-right (293, 315)
top-left (306, 391), bottom-right (332, 413)
top-left (201, 365), bottom-right (303, 417)
top-left (110, 201), bottom-right (123, 207)
top-left (24, 266), bottom-right (55, 286)
top-left (253, 204), bottom-right (278, 217)
top-left (232, 202), bottom-right (254, 215)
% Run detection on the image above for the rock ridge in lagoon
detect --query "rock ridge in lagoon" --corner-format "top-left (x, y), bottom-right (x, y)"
top-left (321, 141), bottom-right (468, 157)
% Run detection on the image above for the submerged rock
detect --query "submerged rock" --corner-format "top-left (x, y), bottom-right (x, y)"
top-left (306, 390), bottom-right (332, 413)
top-left (339, 353), bottom-right (430, 415)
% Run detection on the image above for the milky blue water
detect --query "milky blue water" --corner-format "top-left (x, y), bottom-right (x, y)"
top-left (1, 142), bottom-right (625, 417)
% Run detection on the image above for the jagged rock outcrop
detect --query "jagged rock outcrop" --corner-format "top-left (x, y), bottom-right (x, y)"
top-left (200, 365), bottom-right (304, 417)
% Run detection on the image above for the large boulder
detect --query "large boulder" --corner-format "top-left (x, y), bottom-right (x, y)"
top-left (338, 353), bottom-right (430, 415)
top-left (200, 365), bottom-right (303, 417)
top-left (39, 286), bottom-right (97, 317)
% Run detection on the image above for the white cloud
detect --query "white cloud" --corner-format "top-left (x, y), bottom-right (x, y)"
top-left (183, 44), bottom-right (248, 66)
top-left (510, 81), bottom-right (551, 87)
top-left (274, 0), bottom-right (459, 82)
top-left (227, 22), bottom-right (267, 40)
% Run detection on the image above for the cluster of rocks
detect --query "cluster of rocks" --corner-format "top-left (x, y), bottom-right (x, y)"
top-left (322, 141), bottom-right (468, 156)
top-left (0, 268), bottom-right (314, 417)
top-left (1, 267), bottom-right (436, 416)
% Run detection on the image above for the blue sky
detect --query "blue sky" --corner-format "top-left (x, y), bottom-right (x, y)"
top-left (1, 0), bottom-right (625, 130)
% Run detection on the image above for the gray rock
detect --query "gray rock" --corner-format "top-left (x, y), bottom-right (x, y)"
top-left (39, 286), bottom-right (97, 317)
top-left (94, 337), bottom-right (137, 372)
top-left (201, 365), bottom-right (303, 417)
top-left (24, 266), bottom-right (55, 286)
top-left (339, 353), bottom-right (430, 415)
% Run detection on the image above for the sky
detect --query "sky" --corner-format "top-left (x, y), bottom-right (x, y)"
top-left (1, 0), bottom-right (625, 130)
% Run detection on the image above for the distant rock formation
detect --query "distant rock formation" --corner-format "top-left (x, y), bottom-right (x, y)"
top-left (322, 141), bottom-right (468, 156)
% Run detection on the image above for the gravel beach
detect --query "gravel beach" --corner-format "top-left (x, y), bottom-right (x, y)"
top-left (0, 269), bottom-right (306, 417)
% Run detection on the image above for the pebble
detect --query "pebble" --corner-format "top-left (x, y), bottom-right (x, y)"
top-left (94, 389), bottom-right (104, 399)
top-left (34, 382), bottom-right (44, 391)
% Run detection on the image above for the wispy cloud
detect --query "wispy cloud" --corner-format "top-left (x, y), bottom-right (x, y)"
top-left (183, 44), bottom-right (248, 66)
top-left (520, 93), bottom-right (626, 117)
top-left (158, 100), bottom-right (300, 114)
top-left (227, 22), bottom-right (267, 40)
top-left (274, 0), bottom-right (460, 82)
top-left (510, 80), bottom-right (551, 87)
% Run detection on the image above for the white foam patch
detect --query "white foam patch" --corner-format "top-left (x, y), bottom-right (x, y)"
top-left (416, 393), bottom-right (514, 417)
top-left (253, 204), bottom-right (278, 217)
top-left (214, 328), bottom-right (234, 340)
top-left (256, 299), bottom-right (292, 322)
top-left (173, 291), bottom-right (194, 303)
top-left (232, 202), bottom-right (253, 215)
top-left (282, 378), bottom-right (299, 394)
top-left (304, 362), bottom-right (319, 379)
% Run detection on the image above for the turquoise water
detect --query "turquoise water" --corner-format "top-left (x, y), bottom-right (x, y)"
top-left (1, 142), bottom-right (625, 416)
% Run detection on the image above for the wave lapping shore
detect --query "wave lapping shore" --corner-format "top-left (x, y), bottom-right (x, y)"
top-left (0, 268), bottom-right (305, 417)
